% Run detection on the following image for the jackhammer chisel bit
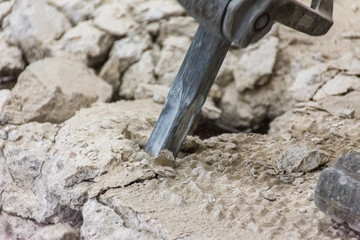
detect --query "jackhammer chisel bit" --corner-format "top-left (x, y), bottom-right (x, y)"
top-left (145, 0), bottom-right (333, 158)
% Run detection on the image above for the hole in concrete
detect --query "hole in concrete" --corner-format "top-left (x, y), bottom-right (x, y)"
top-left (192, 117), bottom-right (273, 140)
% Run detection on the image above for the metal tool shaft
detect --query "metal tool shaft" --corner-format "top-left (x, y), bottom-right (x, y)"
top-left (145, 26), bottom-right (231, 158)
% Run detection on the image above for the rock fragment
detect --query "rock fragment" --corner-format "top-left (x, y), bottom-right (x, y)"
top-left (93, 3), bottom-right (138, 37)
top-left (134, 83), bottom-right (169, 104)
top-left (134, 0), bottom-right (185, 22)
top-left (119, 50), bottom-right (156, 99)
top-left (289, 64), bottom-right (328, 102)
top-left (54, 21), bottom-right (114, 67)
top-left (155, 36), bottom-right (191, 85)
top-left (9, 0), bottom-right (71, 63)
top-left (100, 34), bottom-right (152, 90)
top-left (320, 91), bottom-right (360, 119)
top-left (234, 36), bottom-right (279, 92)
top-left (2, 58), bottom-right (112, 124)
top-left (313, 75), bottom-right (360, 100)
top-left (276, 144), bottom-right (329, 173)
top-left (0, 34), bottom-right (25, 83)
top-left (47, 0), bottom-right (102, 24)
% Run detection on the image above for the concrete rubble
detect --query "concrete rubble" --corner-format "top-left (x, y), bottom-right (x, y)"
top-left (0, 0), bottom-right (360, 239)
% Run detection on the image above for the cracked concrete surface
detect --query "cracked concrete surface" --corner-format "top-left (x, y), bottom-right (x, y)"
top-left (0, 0), bottom-right (360, 239)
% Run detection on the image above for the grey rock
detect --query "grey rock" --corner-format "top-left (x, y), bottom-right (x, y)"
top-left (9, 0), bottom-right (71, 63)
top-left (2, 58), bottom-right (112, 124)
top-left (100, 34), bottom-right (152, 90)
top-left (47, 0), bottom-right (102, 24)
top-left (93, 3), bottom-right (138, 37)
top-left (54, 21), bottom-right (114, 67)
top-left (119, 50), bottom-right (156, 99)
top-left (276, 144), bottom-right (329, 173)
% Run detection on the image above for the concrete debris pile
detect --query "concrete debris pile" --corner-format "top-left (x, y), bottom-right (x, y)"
top-left (0, 0), bottom-right (360, 239)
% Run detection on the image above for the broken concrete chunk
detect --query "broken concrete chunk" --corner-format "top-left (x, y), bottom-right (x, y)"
top-left (9, 0), bottom-right (71, 63)
top-left (134, 0), bottom-right (185, 22)
top-left (313, 74), bottom-right (360, 100)
top-left (93, 3), bottom-right (138, 37)
top-left (0, 34), bottom-right (25, 83)
top-left (0, 1), bottom-right (13, 27)
top-left (42, 100), bottom-right (162, 208)
top-left (119, 50), bottom-right (156, 99)
top-left (31, 223), bottom-right (79, 240)
top-left (289, 64), bottom-right (328, 102)
top-left (234, 36), bottom-right (279, 92)
top-left (155, 36), bottom-right (191, 85)
top-left (134, 83), bottom-right (170, 104)
top-left (47, 0), bottom-right (102, 24)
top-left (276, 144), bottom-right (329, 173)
top-left (55, 21), bottom-right (114, 67)
top-left (320, 91), bottom-right (360, 119)
top-left (2, 58), bottom-right (112, 124)
top-left (100, 34), bottom-right (152, 90)
top-left (81, 199), bottom-right (158, 240)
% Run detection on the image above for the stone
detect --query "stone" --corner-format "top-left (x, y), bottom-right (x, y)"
top-left (9, 0), bottom-right (71, 63)
top-left (0, 1), bottom-right (13, 27)
top-left (158, 16), bottom-right (198, 40)
top-left (119, 50), bottom-right (156, 99)
top-left (31, 223), bottom-right (79, 240)
top-left (81, 198), bottom-right (158, 240)
top-left (100, 34), bottom-right (152, 90)
top-left (134, 0), bottom-right (185, 22)
top-left (0, 34), bottom-right (25, 83)
top-left (1, 122), bottom-right (82, 224)
top-left (2, 58), bottom-right (112, 124)
top-left (320, 91), bottom-right (360, 119)
top-left (54, 21), bottom-right (114, 67)
top-left (289, 64), bottom-right (328, 102)
top-left (47, 0), bottom-right (102, 24)
top-left (93, 3), bottom-right (138, 37)
top-left (234, 36), bottom-right (279, 92)
top-left (313, 74), bottom-right (360, 100)
top-left (134, 83), bottom-right (170, 104)
top-left (42, 100), bottom-right (163, 209)
top-left (276, 144), bottom-right (329, 173)
top-left (263, 190), bottom-right (277, 201)
top-left (155, 36), bottom-right (191, 85)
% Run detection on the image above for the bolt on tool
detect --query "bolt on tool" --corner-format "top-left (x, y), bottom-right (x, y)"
top-left (145, 0), bottom-right (333, 158)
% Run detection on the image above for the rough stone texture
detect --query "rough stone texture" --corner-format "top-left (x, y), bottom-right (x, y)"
top-left (42, 100), bottom-right (163, 209)
top-left (1, 1), bottom-right (360, 239)
top-left (1, 58), bottom-right (112, 124)
top-left (9, 0), bottom-right (71, 63)
top-left (234, 36), bottom-right (279, 92)
top-left (47, 0), bottom-right (102, 24)
top-left (0, 1), bottom-right (13, 27)
top-left (276, 144), bottom-right (329, 173)
top-left (0, 34), bottom-right (24, 83)
top-left (100, 34), bottom-right (152, 90)
top-left (119, 51), bottom-right (156, 99)
top-left (155, 36), bottom-right (191, 85)
top-left (313, 74), bottom-right (360, 100)
top-left (53, 21), bottom-right (114, 67)
top-left (93, 3), bottom-right (138, 37)
top-left (134, 0), bottom-right (185, 22)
